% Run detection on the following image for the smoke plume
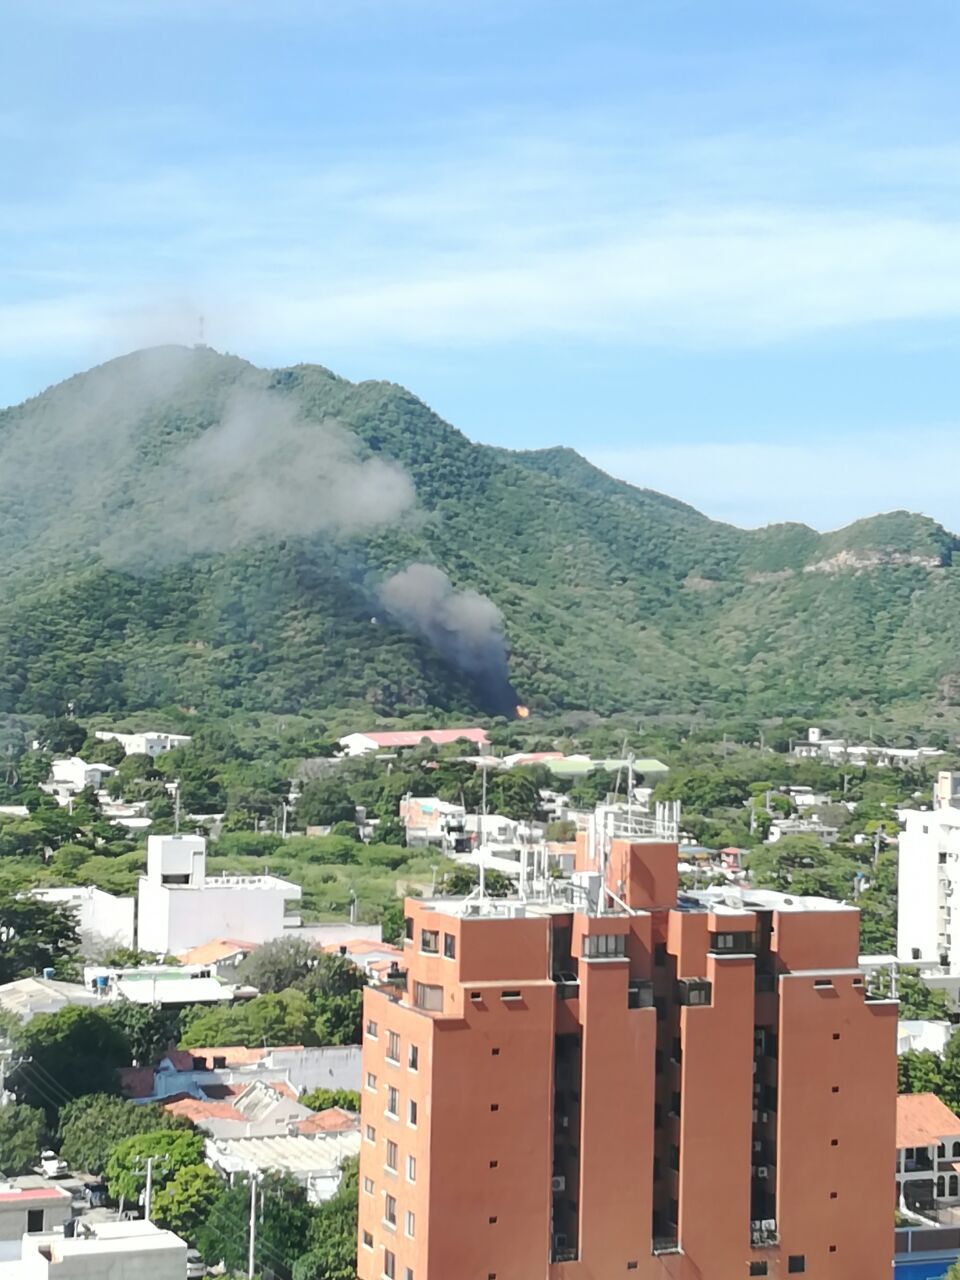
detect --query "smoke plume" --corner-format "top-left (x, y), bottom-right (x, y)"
top-left (379, 563), bottom-right (517, 713)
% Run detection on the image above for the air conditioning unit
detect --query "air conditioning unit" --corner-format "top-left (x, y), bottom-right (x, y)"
top-left (762, 1219), bottom-right (777, 1231)
top-left (551, 1176), bottom-right (566, 1192)
top-left (553, 1233), bottom-right (568, 1249)
top-left (752, 1140), bottom-right (762, 1153)
top-left (756, 1167), bottom-right (769, 1179)
top-left (752, 1110), bottom-right (759, 1123)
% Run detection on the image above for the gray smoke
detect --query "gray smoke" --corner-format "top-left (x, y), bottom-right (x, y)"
top-left (100, 385), bottom-right (416, 565)
top-left (379, 563), bottom-right (517, 711)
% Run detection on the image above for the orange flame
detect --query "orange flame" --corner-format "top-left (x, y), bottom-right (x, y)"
top-left (515, 704), bottom-right (530, 718)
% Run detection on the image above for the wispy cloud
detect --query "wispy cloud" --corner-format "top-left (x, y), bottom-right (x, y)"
top-left (588, 432), bottom-right (960, 533)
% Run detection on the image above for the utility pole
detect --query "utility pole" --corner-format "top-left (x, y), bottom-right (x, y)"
top-left (144, 1156), bottom-right (154, 1222)
top-left (248, 1174), bottom-right (257, 1280)
top-left (173, 781), bottom-right (181, 835)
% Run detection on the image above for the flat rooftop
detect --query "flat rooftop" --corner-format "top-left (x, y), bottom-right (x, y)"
top-left (25, 1220), bottom-right (186, 1257)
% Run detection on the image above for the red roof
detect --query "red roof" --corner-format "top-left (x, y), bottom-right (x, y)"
top-left (161, 1095), bottom-right (245, 1124)
top-left (0, 1187), bottom-right (70, 1203)
top-left (897, 1093), bottom-right (960, 1147)
top-left (357, 728), bottom-right (488, 748)
top-left (186, 1045), bottom-right (304, 1067)
top-left (295, 1107), bottom-right (359, 1135)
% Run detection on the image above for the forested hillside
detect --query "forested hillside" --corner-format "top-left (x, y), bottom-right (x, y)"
top-left (1, 344), bottom-right (958, 727)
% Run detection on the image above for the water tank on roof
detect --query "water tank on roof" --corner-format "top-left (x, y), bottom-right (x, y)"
top-left (42, 967), bottom-right (55, 980)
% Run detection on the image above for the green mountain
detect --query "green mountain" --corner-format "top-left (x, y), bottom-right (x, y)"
top-left (0, 344), bottom-right (958, 727)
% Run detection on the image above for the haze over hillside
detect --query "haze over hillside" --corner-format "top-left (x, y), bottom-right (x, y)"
top-left (1, 345), bottom-right (957, 727)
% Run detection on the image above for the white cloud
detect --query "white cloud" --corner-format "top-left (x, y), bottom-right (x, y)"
top-left (587, 433), bottom-right (960, 532)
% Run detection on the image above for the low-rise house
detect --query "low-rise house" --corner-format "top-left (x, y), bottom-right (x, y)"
top-left (766, 816), bottom-right (840, 846)
top-left (398, 796), bottom-right (466, 848)
top-left (120, 1044), bottom-right (362, 1103)
top-left (175, 938), bottom-right (256, 971)
top-left (206, 1129), bottom-right (360, 1203)
top-left (338, 728), bottom-right (489, 757)
top-left (897, 1093), bottom-right (960, 1212)
top-left (32, 886), bottom-right (135, 952)
top-left (83, 963), bottom-right (257, 1008)
top-left (16, 1219), bottom-right (186, 1280)
top-left (322, 939), bottom-right (404, 979)
top-left (42, 757), bottom-right (115, 804)
top-left (94, 729), bottom-right (192, 758)
top-left (899, 1020), bottom-right (954, 1057)
top-left (161, 1077), bottom-right (316, 1139)
top-left (137, 834), bottom-right (301, 954)
top-left (0, 1183), bottom-right (72, 1264)
top-left (0, 977), bottom-right (101, 1028)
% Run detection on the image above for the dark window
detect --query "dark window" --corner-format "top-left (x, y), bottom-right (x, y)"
top-left (27, 1210), bottom-right (43, 1233)
top-left (213, 1055), bottom-right (226, 1069)
top-left (413, 982), bottom-right (443, 1012)
top-left (830, 1191), bottom-right (838, 1199)
top-left (583, 933), bottom-right (626, 959)
top-left (420, 928), bottom-right (439, 954)
top-left (831, 1085), bottom-right (839, 1093)
top-left (628, 1264), bottom-right (639, 1271)
top-left (470, 991), bottom-right (482, 1001)
top-left (491, 1047), bottom-right (500, 1056)
top-left (832, 1033), bottom-right (840, 1040)
top-left (490, 1103), bottom-right (500, 1112)
top-left (489, 1216), bottom-right (497, 1224)
top-left (502, 990), bottom-right (522, 1001)
top-left (408, 1045), bottom-right (418, 1071)
top-left (489, 1160), bottom-right (498, 1168)
top-left (405, 916), bottom-right (414, 940)
top-left (829, 1245), bottom-right (837, 1254)
top-left (912, 947), bottom-right (922, 960)
top-left (749, 1265), bottom-right (768, 1277)
top-left (443, 932), bottom-right (456, 959)
top-left (654, 942), bottom-right (667, 966)
top-left (788, 1257), bottom-right (805, 1273)
top-left (655, 1050), bottom-right (664, 1072)
top-left (830, 1138), bottom-right (838, 1147)
top-left (677, 979), bottom-right (712, 1007)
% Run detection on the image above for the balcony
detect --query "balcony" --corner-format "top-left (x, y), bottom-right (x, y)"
top-left (652, 1237), bottom-right (680, 1255)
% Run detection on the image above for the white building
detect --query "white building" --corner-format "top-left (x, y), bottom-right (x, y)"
top-left (338, 727), bottom-right (489, 757)
top-left (16, 1220), bottom-right (187, 1280)
top-left (206, 1129), bottom-right (360, 1204)
top-left (83, 962), bottom-right (256, 1008)
top-left (896, 1093), bottom-right (960, 1215)
top-left (136, 834), bottom-right (301, 954)
top-left (121, 1044), bottom-right (362, 1103)
top-left (898, 773), bottom-right (960, 971)
top-left (0, 977), bottom-right (102, 1027)
top-left (94, 729), bottom-right (192, 758)
top-left (32, 886), bottom-right (135, 951)
top-left (0, 1185), bottom-right (72, 1263)
top-left (898, 1019), bottom-right (954, 1057)
top-left (42, 757), bottom-right (115, 804)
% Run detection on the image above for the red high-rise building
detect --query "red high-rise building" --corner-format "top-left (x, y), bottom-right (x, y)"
top-left (357, 828), bottom-right (896, 1280)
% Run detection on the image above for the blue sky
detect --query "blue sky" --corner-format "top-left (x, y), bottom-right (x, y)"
top-left (3, 0), bottom-right (960, 530)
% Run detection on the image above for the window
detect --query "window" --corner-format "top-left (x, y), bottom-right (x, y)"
top-left (386, 1140), bottom-right (398, 1171)
top-left (26, 1209), bottom-right (43, 1234)
top-left (366, 1018), bottom-right (378, 1038)
top-left (832, 1033), bottom-right (840, 1040)
top-left (386, 1086), bottom-right (399, 1117)
top-left (405, 1270), bottom-right (414, 1280)
top-left (384, 1193), bottom-right (397, 1227)
top-left (678, 979), bottom-right (712, 1007)
top-left (405, 916), bottom-right (414, 940)
top-left (951, 1174), bottom-right (959, 1198)
top-left (387, 1031), bottom-right (401, 1062)
top-left (583, 933), bottom-right (626, 958)
top-left (384, 1248), bottom-right (396, 1279)
top-left (408, 1044), bottom-right (419, 1071)
top-left (953, 1141), bottom-right (960, 1158)
top-left (711, 931), bottom-right (754, 953)
top-left (363, 1176), bottom-right (375, 1194)
top-left (830, 1191), bottom-right (838, 1200)
top-left (489, 1160), bottom-right (498, 1168)
top-left (489, 1216), bottom-right (498, 1224)
top-left (407, 1155), bottom-right (416, 1182)
top-left (414, 982), bottom-right (443, 1012)
top-left (408, 1099), bottom-right (418, 1126)
top-left (366, 1072), bottom-right (377, 1091)
top-left (405, 1210), bottom-right (415, 1237)
top-left (362, 1230), bottom-right (373, 1248)
top-left (814, 979), bottom-right (833, 989)
top-left (492, 1047), bottom-right (500, 1056)
top-left (421, 928), bottom-right (439, 954)
top-left (787, 1257), bottom-right (805, 1274)
top-left (365, 1124), bottom-right (376, 1143)
top-left (830, 1138), bottom-right (839, 1147)
top-left (490, 1103), bottom-right (500, 1112)
top-left (470, 991), bottom-right (482, 1002)
top-left (938, 1177), bottom-right (946, 1198)
top-left (831, 1085), bottom-right (839, 1094)
top-left (443, 932), bottom-right (456, 959)
top-left (749, 1265), bottom-right (768, 1277)
top-left (501, 989), bottom-right (522, 1001)
top-left (654, 942), bottom-right (667, 966)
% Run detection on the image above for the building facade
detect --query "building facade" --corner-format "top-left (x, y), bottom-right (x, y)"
top-left (897, 773), bottom-right (960, 972)
top-left (136, 834), bottom-right (301, 954)
top-left (357, 831), bottom-right (896, 1280)
top-left (32, 885), bottom-right (135, 951)
top-left (94, 729), bottom-right (192, 758)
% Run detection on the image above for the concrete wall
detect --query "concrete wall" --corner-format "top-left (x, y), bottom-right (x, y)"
top-left (898, 811), bottom-right (957, 965)
top-left (33, 887), bottom-right (134, 951)
top-left (138, 877), bottom-right (300, 953)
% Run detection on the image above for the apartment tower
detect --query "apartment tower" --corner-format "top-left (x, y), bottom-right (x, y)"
top-left (358, 824), bottom-right (896, 1280)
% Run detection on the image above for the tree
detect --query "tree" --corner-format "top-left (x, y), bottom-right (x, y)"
top-left (313, 991), bottom-right (364, 1046)
top-left (0, 1102), bottom-right (45, 1174)
top-left (441, 865), bottom-right (511, 897)
top-left (59, 1094), bottom-right (191, 1176)
top-left (296, 778), bottom-right (356, 828)
top-left (300, 1088), bottom-right (360, 1112)
top-left (747, 835), bottom-right (856, 901)
top-left (106, 1130), bottom-right (205, 1206)
top-left (103, 1003), bottom-right (182, 1065)
top-left (374, 818), bottom-right (406, 846)
top-left (36, 718), bottom-right (86, 755)
top-left (151, 1162), bottom-right (224, 1240)
top-left (380, 899), bottom-right (406, 947)
top-left (197, 1172), bottom-right (315, 1276)
top-left (295, 1157), bottom-right (359, 1280)
top-left (0, 892), bottom-right (80, 983)
top-left (12, 1007), bottom-right (131, 1115)
top-left (237, 936), bottom-right (316, 994)
top-left (899, 1050), bottom-right (943, 1097)
top-left (179, 988), bottom-right (317, 1050)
